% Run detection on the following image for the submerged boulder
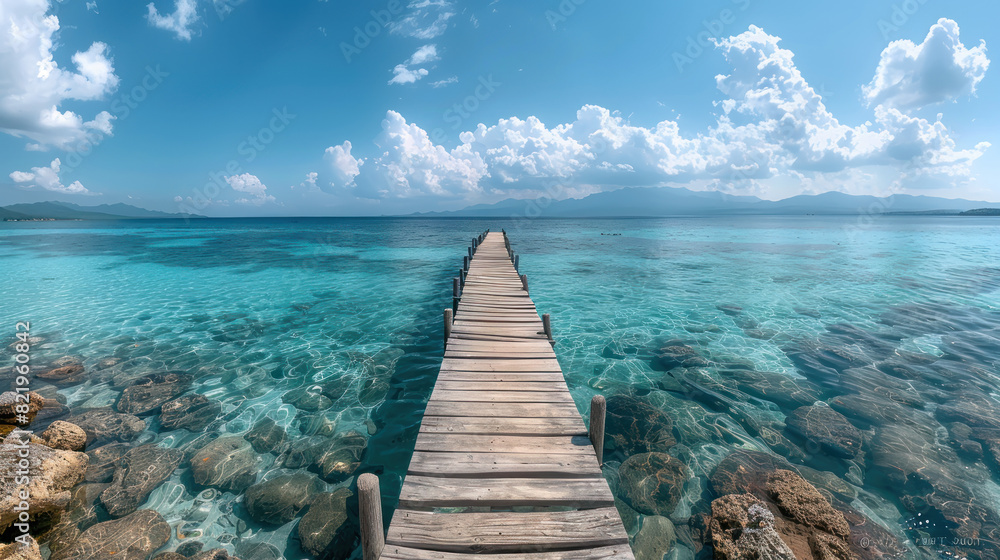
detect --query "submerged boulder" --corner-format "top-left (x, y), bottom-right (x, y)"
top-left (100, 444), bottom-right (184, 518)
top-left (245, 473), bottom-right (324, 525)
top-left (190, 436), bottom-right (259, 493)
top-left (784, 405), bottom-right (862, 459)
top-left (618, 452), bottom-right (689, 517)
top-left (297, 489), bottom-right (358, 559)
top-left (605, 395), bottom-right (676, 459)
top-left (116, 373), bottom-right (192, 415)
top-left (42, 421), bottom-right (88, 451)
top-left (159, 394), bottom-right (220, 432)
top-left (244, 417), bottom-right (287, 454)
top-left (50, 509), bottom-right (170, 560)
top-left (67, 409), bottom-right (146, 445)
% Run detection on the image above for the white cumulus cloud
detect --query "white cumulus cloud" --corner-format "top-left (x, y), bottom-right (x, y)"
top-left (146, 0), bottom-right (199, 41)
top-left (0, 0), bottom-right (119, 150)
top-left (326, 23), bottom-right (989, 203)
top-left (225, 173), bottom-right (276, 205)
top-left (389, 44), bottom-right (439, 85)
top-left (864, 18), bottom-right (989, 111)
top-left (9, 159), bottom-right (91, 194)
top-left (389, 0), bottom-right (454, 39)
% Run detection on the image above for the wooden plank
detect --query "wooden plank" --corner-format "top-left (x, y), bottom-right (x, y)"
top-left (435, 371), bottom-right (567, 383)
top-left (418, 416), bottom-right (586, 436)
top-left (422, 401), bottom-right (580, 418)
top-left (430, 390), bottom-right (576, 404)
top-left (397, 476), bottom-right (615, 509)
top-left (385, 508), bottom-right (629, 553)
top-left (405, 457), bottom-right (601, 478)
top-left (433, 380), bottom-right (570, 392)
top-left (414, 433), bottom-right (594, 455)
top-left (439, 359), bottom-right (562, 372)
top-left (380, 545), bottom-right (635, 560)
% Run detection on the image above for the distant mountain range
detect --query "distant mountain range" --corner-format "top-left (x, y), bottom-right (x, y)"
top-left (0, 201), bottom-right (202, 221)
top-left (414, 187), bottom-right (1000, 217)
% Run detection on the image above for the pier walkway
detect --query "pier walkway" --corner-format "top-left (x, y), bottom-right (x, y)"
top-left (361, 231), bottom-right (634, 559)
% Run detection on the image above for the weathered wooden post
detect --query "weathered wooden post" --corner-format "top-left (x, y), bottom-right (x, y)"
top-left (513, 254), bottom-right (519, 271)
top-left (520, 274), bottom-right (528, 294)
top-left (590, 395), bottom-right (606, 466)
top-left (358, 473), bottom-right (384, 560)
top-left (468, 246), bottom-right (473, 260)
top-left (463, 256), bottom-right (469, 271)
top-left (443, 308), bottom-right (453, 347)
top-left (459, 268), bottom-right (466, 288)
top-left (453, 277), bottom-right (461, 312)
top-left (543, 313), bottom-right (553, 342)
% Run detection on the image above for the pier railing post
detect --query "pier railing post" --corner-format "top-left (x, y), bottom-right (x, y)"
top-left (358, 473), bottom-right (384, 560)
top-left (468, 246), bottom-right (473, 260)
top-left (513, 254), bottom-right (519, 271)
top-left (542, 313), bottom-right (553, 343)
top-left (520, 274), bottom-right (528, 294)
top-left (463, 256), bottom-right (469, 271)
top-left (590, 395), bottom-right (606, 467)
top-left (444, 308), bottom-right (453, 348)
top-left (453, 277), bottom-right (461, 311)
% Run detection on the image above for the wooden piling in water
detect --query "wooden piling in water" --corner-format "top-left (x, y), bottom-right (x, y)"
top-left (520, 273), bottom-right (529, 294)
top-left (590, 395), bottom-right (606, 466)
top-left (543, 313), bottom-right (553, 342)
top-left (443, 308), bottom-right (453, 347)
top-left (358, 473), bottom-right (384, 560)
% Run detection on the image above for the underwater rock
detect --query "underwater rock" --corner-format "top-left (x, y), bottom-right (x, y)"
top-left (36, 363), bottom-right (87, 386)
top-left (190, 436), bottom-right (259, 492)
top-left (605, 395), bottom-right (676, 459)
top-left (116, 373), bottom-right (192, 415)
top-left (100, 444), bottom-right (184, 518)
top-left (709, 494), bottom-right (795, 560)
top-left (0, 433), bottom-right (88, 531)
top-left (357, 378), bottom-right (390, 406)
top-left (297, 488), bottom-right (358, 559)
top-left (50, 509), bottom-right (170, 560)
top-left (245, 417), bottom-right (288, 454)
top-left (633, 515), bottom-right (676, 560)
top-left (618, 452), bottom-right (689, 517)
top-left (159, 394), bottom-right (220, 432)
top-left (838, 367), bottom-right (925, 408)
top-left (174, 542), bottom-right (204, 557)
top-left (42, 420), bottom-right (88, 451)
top-left (784, 405), bottom-right (862, 459)
top-left (0, 390), bottom-right (45, 426)
top-left (310, 432), bottom-right (368, 482)
top-left (283, 385), bottom-right (333, 412)
top-left (96, 357), bottom-right (122, 370)
top-left (716, 304), bottom-right (743, 317)
top-left (38, 482), bottom-right (109, 555)
top-left (0, 535), bottom-right (43, 560)
top-left (826, 393), bottom-right (930, 434)
top-left (652, 342), bottom-right (709, 370)
top-left (728, 371), bottom-right (821, 410)
top-left (936, 391), bottom-right (1000, 430)
top-left (709, 449), bottom-right (795, 499)
top-left (85, 442), bottom-right (132, 483)
top-left (244, 472), bottom-right (324, 525)
top-left (68, 409), bottom-right (146, 445)
top-left (233, 542), bottom-right (281, 560)
top-left (766, 470), bottom-right (849, 539)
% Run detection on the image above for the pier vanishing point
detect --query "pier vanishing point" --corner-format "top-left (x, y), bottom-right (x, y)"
top-left (357, 231), bottom-right (635, 559)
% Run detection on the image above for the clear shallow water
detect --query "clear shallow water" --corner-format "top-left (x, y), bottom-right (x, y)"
top-left (2, 216), bottom-right (999, 560)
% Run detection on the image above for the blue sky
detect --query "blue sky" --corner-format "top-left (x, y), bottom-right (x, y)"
top-left (1, 0), bottom-right (998, 216)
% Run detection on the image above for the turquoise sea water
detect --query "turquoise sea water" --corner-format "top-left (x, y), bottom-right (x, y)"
top-left (2, 216), bottom-right (999, 559)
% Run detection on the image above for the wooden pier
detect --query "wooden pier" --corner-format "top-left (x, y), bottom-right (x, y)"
top-left (360, 231), bottom-right (634, 559)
